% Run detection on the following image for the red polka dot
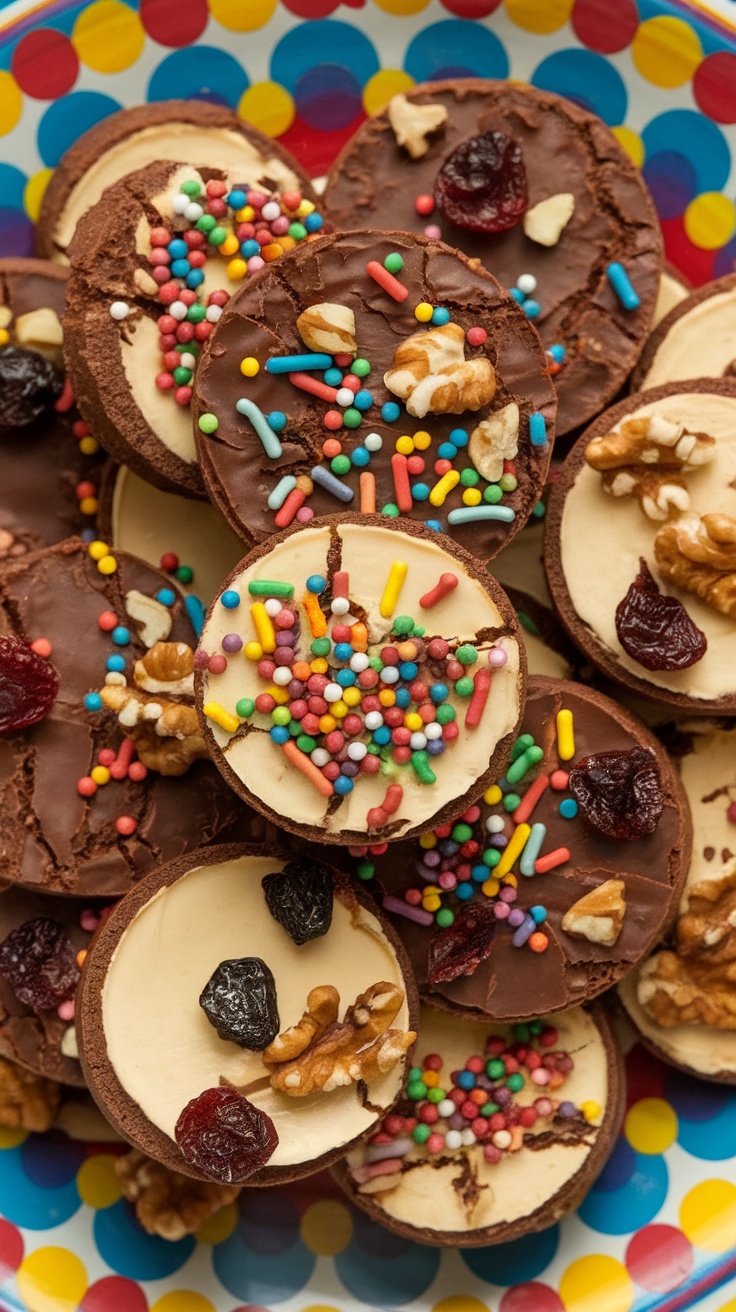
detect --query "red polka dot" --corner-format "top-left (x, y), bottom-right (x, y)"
top-left (624, 1043), bottom-right (666, 1109)
top-left (278, 110), bottom-right (367, 178)
top-left (500, 1283), bottom-right (564, 1312)
top-left (440, 0), bottom-right (503, 16)
top-left (80, 1276), bottom-right (148, 1312)
top-left (571, 0), bottom-right (639, 53)
top-left (11, 27), bottom-right (79, 99)
top-left (282, 0), bottom-right (342, 14)
top-left (660, 215), bottom-right (716, 288)
top-left (693, 52), bottom-right (736, 125)
top-left (0, 1219), bottom-right (23, 1277)
top-left (139, 0), bottom-right (207, 46)
top-left (626, 1224), bottom-right (693, 1293)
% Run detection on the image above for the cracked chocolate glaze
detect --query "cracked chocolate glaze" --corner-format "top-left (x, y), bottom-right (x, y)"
top-left (0, 260), bottom-right (107, 556)
top-left (324, 81), bottom-right (662, 438)
top-left (0, 539), bottom-right (273, 897)
top-left (367, 677), bottom-right (690, 1021)
top-left (193, 229), bottom-right (554, 560)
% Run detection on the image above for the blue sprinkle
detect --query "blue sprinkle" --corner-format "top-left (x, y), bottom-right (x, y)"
top-left (373, 727), bottom-right (391, 746)
top-left (186, 269), bottom-right (204, 289)
top-left (424, 519), bottom-right (443, 532)
top-left (431, 306), bottom-right (450, 325)
top-left (167, 239), bottom-right (187, 259)
top-left (457, 1070), bottom-right (475, 1090)
top-left (353, 389), bottom-right (373, 411)
top-left (310, 465), bottom-right (354, 503)
top-left (323, 367), bottom-right (342, 386)
top-left (530, 906), bottom-right (548, 923)
top-left (395, 687), bottom-right (411, 709)
top-left (240, 239), bottom-right (260, 258)
top-left (334, 774), bottom-right (354, 795)
top-left (381, 401), bottom-right (400, 423)
top-left (83, 692), bottom-right (103, 712)
top-left (81, 528), bottom-right (96, 543)
top-left (437, 442), bottom-right (458, 460)
top-left (351, 446), bottom-right (370, 467)
top-left (430, 683), bottom-right (448, 704)
top-left (400, 662), bottom-right (418, 681)
top-left (111, 626), bottom-right (130, 647)
top-left (156, 588), bottom-right (176, 606)
top-left (472, 864), bottom-right (488, 883)
top-left (509, 287), bottom-right (525, 304)
top-left (267, 411), bottom-right (287, 432)
top-left (270, 726), bottom-right (290, 744)
top-left (529, 412), bottom-right (548, 447)
top-left (449, 428), bottom-right (468, 447)
top-left (456, 881), bottom-right (474, 899)
top-left (426, 738), bottom-right (445, 755)
top-left (334, 642), bottom-right (353, 662)
top-left (439, 840), bottom-right (458, 856)
top-left (306, 574), bottom-right (326, 594)
top-left (265, 353), bottom-right (332, 374)
top-left (447, 506), bottom-right (515, 525)
top-left (236, 397), bottom-right (283, 460)
top-left (523, 299), bottom-right (541, 319)
top-left (220, 590), bottom-right (240, 610)
top-left (227, 190), bottom-right (246, 210)
top-left (337, 668), bottom-right (355, 687)
top-left (305, 212), bottom-right (324, 232)
top-left (185, 594), bottom-right (205, 636)
top-left (412, 482), bottom-right (430, 501)
top-left (549, 343), bottom-right (566, 363)
top-left (559, 798), bottom-right (579, 819)
top-left (607, 261), bottom-right (640, 311)
top-left (106, 654), bottom-right (126, 673)
top-left (170, 258), bottom-right (190, 278)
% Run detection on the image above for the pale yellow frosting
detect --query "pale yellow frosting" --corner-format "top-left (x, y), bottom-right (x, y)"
top-left (652, 271), bottom-right (689, 330)
top-left (641, 290), bottom-right (736, 389)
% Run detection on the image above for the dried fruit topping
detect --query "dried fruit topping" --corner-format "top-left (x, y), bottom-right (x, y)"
top-left (175, 1087), bottom-right (278, 1184)
top-left (434, 131), bottom-right (528, 235)
top-left (615, 559), bottom-right (707, 671)
top-left (0, 637), bottom-right (61, 733)
top-left (199, 957), bottom-right (279, 1050)
top-left (0, 918), bottom-right (79, 1010)
top-left (569, 746), bottom-right (663, 841)
top-left (262, 858), bottom-right (333, 945)
top-left (0, 347), bottom-right (63, 433)
top-left (426, 901), bottom-right (495, 984)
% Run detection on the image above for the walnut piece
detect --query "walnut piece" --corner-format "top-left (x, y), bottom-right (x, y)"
top-left (263, 985), bottom-right (339, 1063)
top-left (639, 867), bottom-right (736, 1029)
top-left (523, 192), bottom-right (575, 246)
top-left (586, 415), bottom-right (716, 521)
top-left (384, 322), bottom-right (495, 418)
top-left (266, 981), bottom-right (415, 1097)
top-left (0, 1055), bottom-right (60, 1133)
top-left (654, 513), bottom-right (736, 617)
top-left (125, 591), bottom-right (173, 648)
top-left (116, 1149), bottom-right (239, 1241)
top-left (387, 93), bottom-right (447, 159)
top-left (134, 640), bottom-right (195, 695)
top-left (13, 307), bottom-right (64, 361)
top-left (99, 641), bottom-right (205, 775)
top-left (297, 303), bottom-right (356, 355)
top-left (561, 879), bottom-right (626, 946)
top-left (468, 402), bottom-right (519, 483)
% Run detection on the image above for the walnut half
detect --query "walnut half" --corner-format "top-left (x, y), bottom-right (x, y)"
top-left (384, 322), bottom-right (495, 419)
top-left (585, 415), bottom-right (716, 522)
top-left (116, 1149), bottom-right (240, 1241)
top-left (0, 1056), bottom-right (60, 1133)
top-left (654, 513), bottom-right (736, 617)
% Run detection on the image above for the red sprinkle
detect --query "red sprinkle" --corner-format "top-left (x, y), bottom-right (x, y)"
top-left (366, 260), bottom-right (409, 302)
top-left (534, 847), bottom-right (570, 874)
top-left (420, 572), bottom-right (458, 609)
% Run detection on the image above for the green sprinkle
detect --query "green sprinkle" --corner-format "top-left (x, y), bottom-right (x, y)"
top-left (514, 1023), bottom-right (531, 1042)
top-left (503, 792), bottom-right (521, 812)
top-left (454, 676), bottom-right (474, 697)
top-left (331, 454), bottom-right (351, 476)
top-left (248, 580), bottom-right (295, 597)
top-left (511, 733), bottom-right (535, 761)
top-left (352, 358), bottom-right (371, 377)
top-left (436, 908), bottom-right (454, 928)
top-left (368, 656), bottom-right (384, 672)
top-left (296, 735), bottom-right (316, 753)
top-left (455, 644), bottom-right (478, 666)
top-left (482, 847), bottom-right (501, 868)
top-left (529, 1019), bottom-right (543, 1034)
top-left (507, 1072), bottom-right (525, 1092)
top-left (411, 750), bottom-right (436, 784)
top-left (427, 1086), bottom-right (446, 1103)
top-left (288, 222), bottom-right (307, 241)
top-left (356, 861), bottom-right (375, 881)
top-left (196, 214), bottom-right (216, 232)
top-left (481, 1102), bottom-right (500, 1117)
top-left (384, 252), bottom-right (404, 273)
top-left (452, 822), bottom-right (473, 843)
top-left (500, 473), bottom-right (518, 492)
top-left (506, 744), bottom-right (544, 784)
top-left (235, 697), bottom-right (254, 718)
top-left (517, 610), bottom-right (540, 636)
top-left (486, 1059), bottom-right (505, 1080)
top-left (532, 500), bottom-right (546, 519)
top-left (412, 1123), bottom-right (431, 1144)
top-left (393, 615), bottom-right (415, 635)
top-left (460, 467), bottom-right (480, 487)
top-left (180, 179), bottom-right (201, 196)
top-left (175, 565), bottom-right (193, 584)
top-left (288, 719), bottom-right (301, 737)
top-left (311, 637), bottom-right (331, 656)
top-left (343, 407), bottom-right (362, 428)
top-left (173, 366), bottom-right (192, 385)
top-left (382, 503), bottom-right (400, 517)
top-left (209, 225), bottom-right (227, 246)
top-left (414, 624), bottom-right (425, 636)
top-left (407, 1082), bottom-right (428, 1103)
top-left (186, 303), bottom-right (206, 323)
top-left (198, 413), bottom-right (218, 434)
top-left (435, 704), bottom-right (456, 725)
top-left (272, 706), bottom-right (291, 726)
top-left (484, 484), bottom-right (503, 504)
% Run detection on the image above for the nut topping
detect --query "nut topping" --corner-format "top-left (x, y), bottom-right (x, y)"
top-left (384, 322), bottom-right (495, 418)
top-left (99, 641), bottom-right (205, 775)
top-left (297, 302), bottom-right (357, 356)
top-left (387, 93), bottom-right (447, 160)
top-left (523, 192), bottom-right (575, 247)
top-left (639, 868), bottom-right (736, 1030)
top-left (561, 879), bottom-right (626, 946)
top-left (262, 985), bottom-right (339, 1063)
top-left (585, 415), bottom-right (716, 521)
top-left (468, 402), bottom-right (520, 483)
top-left (116, 1148), bottom-right (240, 1241)
top-left (654, 513), bottom-right (736, 617)
top-left (125, 590), bottom-right (173, 648)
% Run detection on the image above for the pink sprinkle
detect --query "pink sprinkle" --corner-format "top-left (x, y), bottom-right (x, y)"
top-left (382, 895), bottom-right (433, 926)
top-left (351, 1158), bottom-right (403, 1184)
top-left (424, 224), bottom-right (442, 239)
top-left (296, 507), bottom-right (314, 522)
top-left (57, 1000), bottom-right (75, 1021)
top-left (79, 910), bottom-right (99, 932)
top-left (97, 748), bottom-right (116, 767)
top-left (728, 802), bottom-right (736, 824)
top-left (467, 326), bottom-right (488, 347)
top-left (208, 654), bottom-right (227, 675)
top-left (248, 256), bottom-right (265, 273)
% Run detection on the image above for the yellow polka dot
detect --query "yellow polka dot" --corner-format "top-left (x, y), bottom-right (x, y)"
top-left (684, 192), bottom-right (736, 250)
top-left (238, 82), bottom-right (295, 138)
top-left (717, 1302), bottom-right (736, 1312)
top-left (24, 168), bottom-right (54, 222)
top-left (150, 1295), bottom-right (215, 1312)
top-left (624, 1098), bottom-right (678, 1154)
top-left (300, 1199), bottom-right (353, 1255)
top-left (301, 1307), bottom-right (341, 1312)
top-left (611, 126), bottom-right (644, 169)
top-left (373, 0), bottom-right (429, 13)
top-left (363, 68), bottom-right (415, 116)
top-left (433, 1299), bottom-right (491, 1312)
top-left (559, 1255), bottom-right (633, 1312)
top-left (631, 16), bottom-right (702, 88)
top-left (196, 1199), bottom-right (239, 1243)
top-left (504, 0), bottom-right (573, 35)
top-left (210, 0), bottom-right (276, 28)
top-left (0, 72), bottom-right (22, 136)
top-left (0, 1125), bottom-right (27, 1149)
top-left (76, 1154), bottom-right (121, 1209)
top-left (680, 1179), bottom-right (736, 1252)
top-left (17, 1247), bottom-right (87, 1312)
top-left (73, 0), bottom-right (144, 73)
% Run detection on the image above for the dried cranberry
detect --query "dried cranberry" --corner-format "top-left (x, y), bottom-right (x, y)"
top-left (175, 1086), bottom-right (278, 1183)
top-left (0, 637), bottom-right (60, 733)
top-left (199, 957), bottom-right (279, 1050)
top-left (569, 746), bottom-right (663, 841)
top-left (262, 858), bottom-right (333, 945)
top-left (0, 347), bottom-right (63, 432)
top-left (0, 917), bottom-right (79, 1010)
top-left (427, 901), bottom-right (495, 984)
top-left (434, 131), bottom-right (528, 234)
top-left (615, 559), bottom-right (706, 671)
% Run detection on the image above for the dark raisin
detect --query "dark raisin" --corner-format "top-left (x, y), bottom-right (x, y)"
top-left (569, 746), bottom-right (663, 841)
top-left (0, 637), bottom-right (61, 733)
top-left (0, 917), bottom-right (79, 1010)
top-left (615, 559), bottom-right (707, 671)
top-left (262, 858), bottom-right (333, 945)
top-left (0, 347), bottom-right (63, 433)
top-left (199, 957), bottom-right (279, 1049)
top-left (175, 1086), bottom-right (278, 1183)
top-left (434, 131), bottom-right (528, 234)
top-left (426, 901), bottom-right (496, 984)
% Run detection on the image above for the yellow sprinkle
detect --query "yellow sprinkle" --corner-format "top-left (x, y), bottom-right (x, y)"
top-left (342, 686), bottom-right (362, 707)
top-left (90, 766), bottom-right (110, 786)
top-left (79, 496), bottom-right (98, 515)
top-left (227, 257), bottom-right (247, 281)
top-left (236, 206), bottom-right (255, 222)
top-left (240, 356), bottom-right (260, 377)
top-left (278, 235), bottom-right (296, 252)
top-left (484, 784), bottom-right (503, 806)
top-left (496, 822), bottom-right (531, 877)
top-left (379, 560), bottom-right (408, 618)
top-left (413, 430), bottom-right (431, 450)
top-left (332, 700), bottom-right (348, 718)
top-left (482, 877), bottom-right (500, 898)
top-left (429, 470), bottom-right (460, 507)
top-left (419, 833), bottom-right (437, 849)
top-left (79, 436), bottom-right (99, 455)
top-left (503, 873), bottom-right (518, 889)
top-left (462, 487), bottom-right (482, 506)
top-left (556, 708), bottom-right (575, 761)
top-left (303, 591), bottom-right (327, 637)
top-left (298, 199), bottom-right (316, 216)
top-left (414, 302), bottom-right (433, 322)
top-left (404, 712), bottom-right (423, 732)
top-left (319, 714), bottom-right (336, 733)
top-left (244, 641), bottom-right (263, 662)
top-left (251, 602), bottom-right (276, 652)
top-left (581, 1100), bottom-right (602, 1123)
top-left (395, 434), bottom-right (414, 455)
top-left (204, 701), bottom-right (239, 734)
top-left (88, 540), bottom-right (109, 561)
top-left (378, 688), bottom-right (396, 707)
top-left (422, 895), bottom-right (441, 912)
top-left (97, 555), bottom-right (117, 576)
top-left (422, 885), bottom-right (441, 895)
top-left (310, 657), bottom-right (328, 675)
top-left (219, 234), bottom-right (239, 257)
top-left (0, 328), bottom-right (9, 347)
top-left (267, 684), bottom-right (290, 705)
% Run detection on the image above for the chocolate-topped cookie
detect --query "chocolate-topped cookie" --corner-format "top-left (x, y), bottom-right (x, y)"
top-left (323, 80), bottom-right (662, 437)
top-left (503, 586), bottom-right (577, 682)
top-left (192, 229), bottom-right (555, 558)
top-left (546, 379), bottom-right (736, 714)
top-left (355, 677), bottom-right (689, 1023)
top-left (633, 273), bottom-right (736, 392)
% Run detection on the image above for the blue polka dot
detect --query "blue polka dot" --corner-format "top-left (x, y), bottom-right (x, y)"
top-left (294, 64), bottom-right (363, 131)
top-left (271, 21), bottom-right (378, 94)
top-left (642, 150), bottom-right (698, 220)
top-left (578, 1150), bottom-right (668, 1234)
top-left (335, 1210), bottom-right (439, 1304)
top-left (0, 209), bottom-right (33, 258)
top-left (0, 164), bottom-right (27, 212)
top-left (213, 1224), bottom-right (314, 1303)
top-left (642, 110), bottom-right (731, 194)
top-left (593, 1136), bottom-right (637, 1192)
top-left (404, 21), bottom-right (508, 83)
top-left (37, 91), bottom-right (121, 168)
top-left (677, 1099), bottom-right (736, 1160)
top-left (462, 1224), bottom-right (559, 1285)
top-left (238, 1191), bottom-right (300, 1256)
top-left (531, 49), bottom-right (627, 126)
top-left (0, 1145), bottom-right (80, 1230)
top-left (666, 1069), bottom-right (730, 1122)
top-left (21, 1136), bottom-right (85, 1188)
top-left (94, 1200), bottom-right (194, 1279)
top-left (714, 234), bottom-right (736, 279)
top-left (148, 47), bottom-right (249, 109)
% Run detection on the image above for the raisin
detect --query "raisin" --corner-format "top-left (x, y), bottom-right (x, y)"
top-left (569, 746), bottom-right (663, 841)
top-left (434, 131), bottom-right (528, 234)
top-left (426, 901), bottom-right (495, 984)
top-left (0, 637), bottom-right (61, 733)
top-left (615, 559), bottom-right (707, 671)
top-left (0, 918), bottom-right (79, 1010)
top-left (175, 1086), bottom-right (278, 1183)
top-left (262, 858), bottom-right (333, 945)
top-left (199, 957), bottom-right (279, 1050)
top-left (0, 347), bottom-right (63, 433)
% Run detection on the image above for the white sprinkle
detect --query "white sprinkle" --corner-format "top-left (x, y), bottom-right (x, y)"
top-left (364, 432), bottom-right (383, 452)
top-left (364, 711), bottom-right (384, 731)
top-left (425, 722), bottom-right (443, 740)
top-left (460, 1129), bottom-right (477, 1147)
top-left (264, 598), bottom-right (282, 616)
top-left (336, 387), bottom-right (354, 407)
top-left (486, 814), bottom-right (505, 833)
top-left (170, 301), bottom-right (187, 321)
top-left (437, 1099), bottom-right (455, 1118)
top-left (272, 667), bottom-right (292, 686)
top-left (380, 666), bottom-right (399, 685)
top-left (206, 304), bottom-right (222, 323)
top-left (179, 352), bottom-right (196, 370)
top-left (110, 301), bottom-right (129, 321)
top-left (410, 732), bottom-right (427, 750)
top-left (324, 682), bottom-right (343, 703)
top-left (184, 202), bottom-right (204, 222)
top-left (350, 652), bottom-right (369, 672)
top-left (347, 742), bottom-right (367, 761)
top-left (445, 1130), bottom-right (462, 1150)
top-left (517, 273), bottom-right (537, 295)
top-left (262, 200), bottom-right (281, 222)
top-left (331, 597), bottom-right (350, 616)
top-left (172, 194), bottom-right (189, 214)
top-left (310, 748), bottom-right (329, 767)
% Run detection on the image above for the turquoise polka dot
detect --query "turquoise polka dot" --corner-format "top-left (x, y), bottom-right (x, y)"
top-left (642, 109), bottom-right (731, 193)
top-left (37, 91), bottom-right (121, 168)
top-left (0, 1145), bottom-right (81, 1230)
top-left (213, 1224), bottom-right (315, 1303)
top-left (677, 1097), bottom-right (736, 1160)
top-left (336, 1210), bottom-right (440, 1304)
top-left (271, 21), bottom-right (378, 93)
top-left (147, 46), bottom-right (249, 108)
top-left (462, 1224), bottom-right (559, 1285)
top-left (532, 48), bottom-right (627, 126)
top-left (0, 163), bottom-right (27, 211)
top-left (404, 20), bottom-right (508, 82)
top-left (238, 1192), bottom-right (300, 1256)
top-left (578, 1150), bottom-right (668, 1234)
top-left (94, 1199), bottom-right (194, 1279)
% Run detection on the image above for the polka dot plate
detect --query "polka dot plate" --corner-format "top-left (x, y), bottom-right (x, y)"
top-left (1, 1), bottom-right (736, 1309)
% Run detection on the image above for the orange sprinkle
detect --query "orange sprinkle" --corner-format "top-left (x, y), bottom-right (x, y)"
top-left (30, 638), bottom-right (52, 658)
top-left (529, 932), bottom-right (549, 953)
top-left (262, 243), bottom-right (283, 262)
top-left (351, 621), bottom-right (368, 651)
top-left (281, 739), bottom-right (334, 797)
top-left (303, 591), bottom-right (327, 637)
top-left (322, 438), bottom-right (342, 459)
top-left (76, 949), bottom-right (88, 969)
top-left (360, 470), bottom-right (376, 513)
top-left (292, 660), bottom-right (311, 682)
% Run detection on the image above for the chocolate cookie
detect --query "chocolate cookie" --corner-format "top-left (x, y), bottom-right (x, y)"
top-left (503, 586), bottom-right (578, 682)
top-left (192, 229), bottom-right (555, 559)
top-left (323, 80), bottom-right (662, 437)
top-left (77, 844), bottom-right (419, 1186)
top-left (334, 1001), bottom-right (623, 1246)
top-left (65, 159), bottom-right (323, 496)
top-left (195, 514), bottom-right (526, 845)
top-left (546, 379), bottom-right (736, 714)
top-left (356, 677), bottom-right (689, 1023)
top-left (633, 273), bottom-right (736, 392)
top-left (37, 99), bottom-right (315, 265)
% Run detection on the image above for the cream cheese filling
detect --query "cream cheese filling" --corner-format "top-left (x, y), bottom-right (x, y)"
top-left (641, 291), bottom-right (736, 389)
